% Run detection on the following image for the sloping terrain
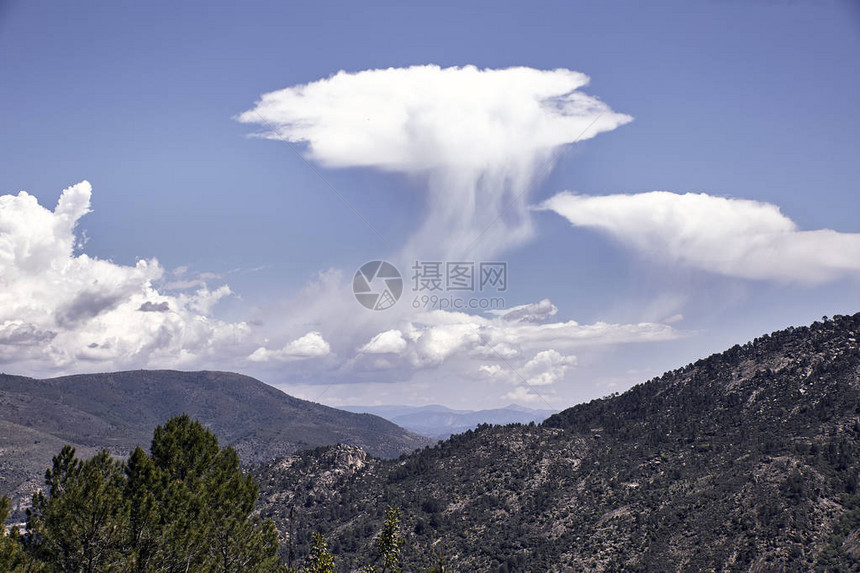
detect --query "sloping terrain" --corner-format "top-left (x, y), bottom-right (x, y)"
top-left (0, 370), bottom-right (432, 516)
top-left (256, 313), bottom-right (860, 572)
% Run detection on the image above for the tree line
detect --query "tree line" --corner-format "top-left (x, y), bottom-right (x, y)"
top-left (0, 415), bottom-right (419, 573)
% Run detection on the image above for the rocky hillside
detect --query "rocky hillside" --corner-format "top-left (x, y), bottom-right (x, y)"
top-left (0, 370), bottom-right (432, 517)
top-left (255, 313), bottom-right (860, 572)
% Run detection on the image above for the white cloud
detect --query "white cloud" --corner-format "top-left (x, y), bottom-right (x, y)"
top-left (358, 329), bottom-right (408, 354)
top-left (251, 271), bottom-right (679, 407)
top-left (0, 182), bottom-right (251, 374)
top-left (284, 331), bottom-right (330, 356)
top-left (183, 285), bottom-right (233, 315)
top-left (520, 349), bottom-right (577, 386)
top-left (248, 331), bottom-right (331, 363)
top-left (478, 363), bottom-right (505, 377)
top-left (501, 385), bottom-right (546, 404)
top-left (0, 182), bottom-right (677, 409)
top-left (239, 65), bottom-right (631, 260)
top-left (284, 270), bottom-right (678, 406)
top-left (353, 303), bottom-right (677, 370)
top-left (540, 191), bottom-right (860, 283)
top-left (480, 349), bottom-right (576, 386)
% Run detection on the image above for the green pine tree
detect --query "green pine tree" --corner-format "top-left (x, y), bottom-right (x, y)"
top-left (144, 414), bottom-right (286, 573)
top-left (21, 415), bottom-right (287, 572)
top-left (0, 496), bottom-right (32, 572)
top-left (145, 416), bottom-right (219, 572)
top-left (363, 506), bottom-right (405, 573)
top-left (123, 446), bottom-right (161, 573)
top-left (304, 532), bottom-right (336, 573)
top-left (200, 445), bottom-right (284, 572)
top-left (26, 447), bottom-right (128, 572)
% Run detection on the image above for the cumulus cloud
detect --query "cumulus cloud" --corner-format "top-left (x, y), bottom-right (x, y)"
top-left (494, 349), bottom-right (576, 404)
top-left (238, 254), bottom-right (681, 404)
top-left (354, 304), bottom-right (677, 370)
top-left (0, 182), bottom-right (251, 374)
top-left (358, 329), bottom-right (408, 354)
top-left (248, 331), bottom-right (331, 363)
top-left (238, 65), bottom-right (631, 259)
top-left (0, 321), bottom-right (56, 346)
top-left (540, 191), bottom-right (860, 283)
top-left (482, 349), bottom-right (576, 386)
top-left (521, 349), bottom-right (577, 386)
top-left (478, 364), bottom-right (505, 378)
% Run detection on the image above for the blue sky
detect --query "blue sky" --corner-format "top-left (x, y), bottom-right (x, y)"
top-left (0, 0), bottom-right (858, 408)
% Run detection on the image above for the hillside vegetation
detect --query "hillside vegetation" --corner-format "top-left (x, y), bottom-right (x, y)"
top-left (255, 313), bottom-right (860, 572)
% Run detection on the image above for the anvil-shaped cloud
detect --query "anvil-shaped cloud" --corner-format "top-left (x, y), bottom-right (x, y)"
top-left (238, 65), bottom-right (632, 260)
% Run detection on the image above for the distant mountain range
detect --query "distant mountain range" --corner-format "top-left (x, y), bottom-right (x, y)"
top-left (341, 404), bottom-right (556, 439)
top-left (0, 370), bottom-right (432, 517)
top-left (256, 313), bottom-right (860, 571)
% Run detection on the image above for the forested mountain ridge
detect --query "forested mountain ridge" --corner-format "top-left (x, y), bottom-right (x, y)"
top-left (0, 370), bottom-right (432, 518)
top-left (256, 313), bottom-right (860, 572)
